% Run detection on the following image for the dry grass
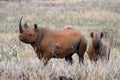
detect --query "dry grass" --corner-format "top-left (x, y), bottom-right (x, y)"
top-left (0, 0), bottom-right (120, 80)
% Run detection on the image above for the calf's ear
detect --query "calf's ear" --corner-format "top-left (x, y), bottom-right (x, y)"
top-left (90, 32), bottom-right (94, 38)
top-left (100, 32), bottom-right (104, 38)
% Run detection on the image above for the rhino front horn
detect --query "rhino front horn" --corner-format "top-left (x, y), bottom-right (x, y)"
top-left (19, 17), bottom-right (24, 33)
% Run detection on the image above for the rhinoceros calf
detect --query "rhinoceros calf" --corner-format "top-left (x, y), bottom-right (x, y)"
top-left (88, 32), bottom-right (110, 62)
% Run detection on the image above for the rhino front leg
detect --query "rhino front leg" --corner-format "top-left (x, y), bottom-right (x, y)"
top-left (42, 52), bottom-right (52, 65)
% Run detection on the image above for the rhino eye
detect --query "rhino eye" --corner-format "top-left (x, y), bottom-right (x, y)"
top-left (29, 34), bottom-right (32, 36)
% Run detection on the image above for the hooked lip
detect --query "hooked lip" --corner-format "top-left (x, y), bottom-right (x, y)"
top-left (20, 39), bottom-right (30, 44)
top-left (19, 36), bottom-right (28, 43)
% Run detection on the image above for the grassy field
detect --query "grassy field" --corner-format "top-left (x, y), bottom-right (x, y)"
top-left (0, 0), bottom-right (120, 80)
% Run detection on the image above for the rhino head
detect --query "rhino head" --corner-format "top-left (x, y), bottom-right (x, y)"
top-left (19, 17), bottom-right (38, 44)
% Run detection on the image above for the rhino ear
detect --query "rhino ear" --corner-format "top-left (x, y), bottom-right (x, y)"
top-left (34, 23), bottom-right (38, 32)
top-left (90, 32), bottom-right (94, 38)
top-left (24, 23), bottom-right (28, 29)
top-left (100, 32), bottom-right (104, 38)
top-left (34, 23), bottom-right (38, 29)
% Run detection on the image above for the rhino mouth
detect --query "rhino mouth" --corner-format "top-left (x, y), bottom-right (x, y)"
top-left (19, 35), bottom-right (28, 43)
top-left (19, 36), bottom-right (36, 44)
top-left (21, 40), bottom-right (30, 44)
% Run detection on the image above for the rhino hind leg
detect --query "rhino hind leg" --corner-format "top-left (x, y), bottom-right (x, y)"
top-left (65, 55), bottom-right (73, 64)
top-left (77, 40), bottom-right (87, 63)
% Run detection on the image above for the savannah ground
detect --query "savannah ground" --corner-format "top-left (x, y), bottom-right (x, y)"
top-left (0, 0), bottom-right (120, 80)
